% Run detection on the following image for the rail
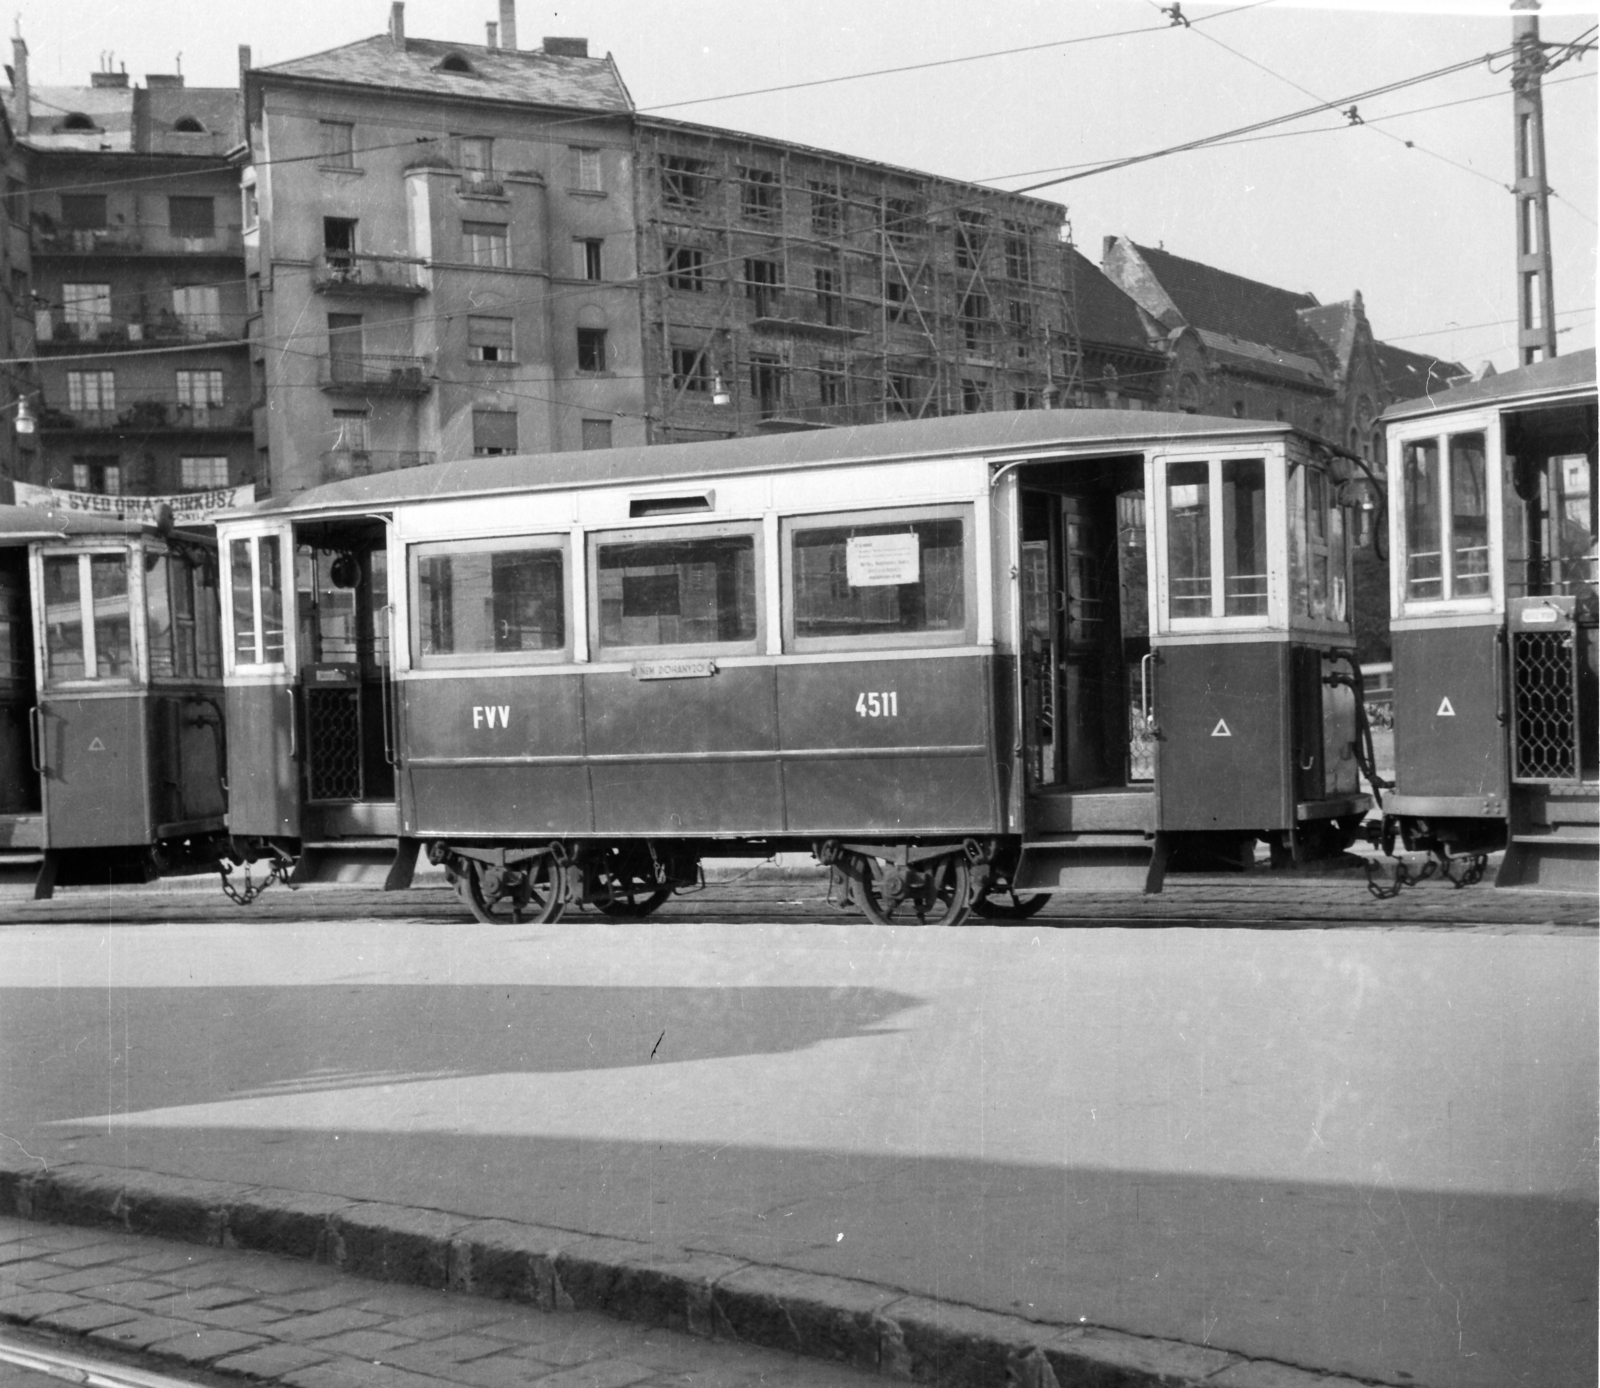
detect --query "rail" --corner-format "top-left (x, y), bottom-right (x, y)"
top-left (310, 251), bottom-right (428, 296)
top-left (35, 309), bottom-right (241, 348)
top-left (39, 391), bottom-right (252, 432)
top-left (31, 223), bottom-right (245, 257)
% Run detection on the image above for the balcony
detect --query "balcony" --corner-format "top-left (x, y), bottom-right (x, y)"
top-left (748, 291), bottom-right (869, 336)
top-left (34, 309), bottom-right (241, 351)
top-left (458, 174), bottom-right (507, 199)
top-left (319, 353), bottom-right (432, 397)
top-left (311, 251), bottom-right (428, 297)
top-left (38, 390), bottom-right (252, 433)
top-left (321, 449), bottom-right (438, 480)
top-left (31, 222), bottom-right (245, 258)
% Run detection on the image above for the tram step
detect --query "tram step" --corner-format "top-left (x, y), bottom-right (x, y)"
top-left (0, 853), bottom-right (46, 892)
top-left (1494, 832), bottom-right (1600, 892)
top-left (1013, 839), bottom-right (1162, 894)
top-left (290, 838), bottom-right (419, 890)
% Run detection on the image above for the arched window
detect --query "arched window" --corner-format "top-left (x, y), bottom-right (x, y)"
top-left (172, 115), bottom-right (205, 133)
top-left (435, 52), bottom-right (475, 73)
top-left (57, 112), bottom-right (98, 131)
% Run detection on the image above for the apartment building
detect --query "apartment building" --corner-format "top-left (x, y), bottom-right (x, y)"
top-left (6, 41), bottom-right (250, 500)
top-left (244, 3), bottom-right (640, 495)
top-left (635, 117), bottom-right (1076, 442)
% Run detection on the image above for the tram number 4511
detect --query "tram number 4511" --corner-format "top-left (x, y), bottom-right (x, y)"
top-left (856, 691), bottom-right (899, 717)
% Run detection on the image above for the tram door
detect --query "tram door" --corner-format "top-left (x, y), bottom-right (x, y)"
top-left (295, 520), bottom-right (395, 820)
top-left (0, 550), bottom-right (39, 821)
top-left (1020, 484), bottom-right (1146, 792)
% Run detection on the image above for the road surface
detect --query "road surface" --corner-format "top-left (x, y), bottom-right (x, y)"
top-left (1, 910), bottom-right (1594, 1387)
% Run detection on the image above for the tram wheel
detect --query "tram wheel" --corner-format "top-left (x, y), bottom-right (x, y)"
top-left (853, 854), bottom-right (972, 927)
top-left (460, 858), bottom-right (565, 925)
top-left (971, 887), bottom-right (1050, 920)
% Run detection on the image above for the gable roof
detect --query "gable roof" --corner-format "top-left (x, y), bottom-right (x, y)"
top-left (1131, 243), bottom-right (1318, 352)
top-left (1373, 342), bottom-right (1468, 403)
top-left (1299, 301), bottom-right (1359, 369)
top-left (254, 34), bottom-right (631, 113)
top-left (1066, 248), bottom-right (1157, 356)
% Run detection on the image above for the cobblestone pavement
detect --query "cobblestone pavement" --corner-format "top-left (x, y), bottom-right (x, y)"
top-left (0, 1218), bottom-right (881, 1388)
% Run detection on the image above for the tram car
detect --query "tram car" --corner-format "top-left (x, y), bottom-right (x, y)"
top-left (0, 504), bottom-right (228, 897)
top-left (1379, 348), bottom-right (1597, 889)
top-left (216, 410), bottom-right (1370, 924)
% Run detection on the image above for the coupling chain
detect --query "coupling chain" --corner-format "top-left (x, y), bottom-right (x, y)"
top-left (219, 855), bottom-right (292, 906)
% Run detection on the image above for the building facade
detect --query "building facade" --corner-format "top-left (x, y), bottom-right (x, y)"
top-left (245, 6), bottom-right (642, 495)
top-left (7, 43), bottom-right (250, 500)
top-left (634, 117), bottom-right (1076, 443)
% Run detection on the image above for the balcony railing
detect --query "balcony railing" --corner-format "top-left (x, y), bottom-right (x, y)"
top-left (31, 223), bottom-right (245, 257)
top-left (311, 251), bottom-right (428, 296)
top-left (39, 391), bottom-right (252, 432)
top-left (458, 174), bottom-right (507, 198)
top-left (319, 353), bottom-right (432, 397)
top-left (321, 449), bottom-right (438, 479)
top-left (748, 290), bottom-right (869, 335)
top-left (35, 309), bottom-right (240, 349)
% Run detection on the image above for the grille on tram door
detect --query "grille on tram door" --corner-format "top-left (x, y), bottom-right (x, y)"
top-left (1511, 629), bottom-right (1580, 782)
top-left (305, 685), bottom-right (365, 800)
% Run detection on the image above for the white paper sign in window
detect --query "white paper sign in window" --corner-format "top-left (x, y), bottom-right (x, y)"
top-left (846, 532), bottom-right (920, 587)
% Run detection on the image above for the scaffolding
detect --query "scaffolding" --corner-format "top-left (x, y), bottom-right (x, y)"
top-left (636, 121), bottom-right (1082, 442)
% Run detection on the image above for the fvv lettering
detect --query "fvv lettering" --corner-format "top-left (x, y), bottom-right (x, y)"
top-left (473, 705), bottom-right (511, 729)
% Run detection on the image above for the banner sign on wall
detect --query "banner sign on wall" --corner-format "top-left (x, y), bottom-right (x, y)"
top-left (12, 481), bottom-right (255, 527)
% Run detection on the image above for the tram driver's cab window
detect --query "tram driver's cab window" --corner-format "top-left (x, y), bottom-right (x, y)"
top-left (1505, 445), bottom-right (1597, 600)
top-left (1400, 430), bottom-right (1491, 605)
top-left (146, 548), bottom-right (222, 680)
top-left (591, 526), bottom-right (759, 656)
top-left (1289, 458), bottom-right (1351, 624)
top-left (784, 506), bottom-right (970, 651)
top-left (226, 533), bottom-right (288, 668)
top-left (40, 550), bottom-right (134, 685)
top-left (1159, 457), bottom-right (1272, 627)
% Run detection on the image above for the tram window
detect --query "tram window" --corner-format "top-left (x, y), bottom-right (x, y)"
top-left (1222, 458), bottom-right (1268, 616)
top-left (1450, 432), bottom-right (1490, 597)
top-left (594, 532), bottom-right (757, 651)
top-left (229, 535), bottom-right (286, 666)
top-left (41, 552), bottom-right (132, 684)
top-left (149, 551), bottom-right (222, 680)
top-left (412, 540), bottom-right (566, 666)
top-left (1403, 439), bottom-right (1443, 600)
top-left (1166, 461), bottom-right (1211, 618)
top-left (787, 512), bottom-right (967, 648)
top-left (42, 556), bottom-right (86, 682)
top-left (1402, 431), bottom-right (1493, 604)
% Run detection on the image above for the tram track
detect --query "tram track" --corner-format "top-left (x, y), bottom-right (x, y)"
top-left (0, 874), bottom-right (1591, 930)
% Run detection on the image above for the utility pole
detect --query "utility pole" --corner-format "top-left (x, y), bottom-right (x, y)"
top-left (1511, 0), bottom-right (1558, 364)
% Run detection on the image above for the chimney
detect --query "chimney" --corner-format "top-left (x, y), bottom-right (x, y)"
top-left (238, 44), bottom-right (252, 84)
top-left (145, 73), bottom-right (185, 89)
top-left (542, 37), bottom-right (588, 57)
top-left (486, 21), bottom-right (498, 47)
top-left (11, 35), bottom-right (27, 136)
top-left (499, 0), bottom-right (517, 51)
top-left (389, 2), bottom-right (405, 47)
top-left (91, 69), bottom-right (129, 88)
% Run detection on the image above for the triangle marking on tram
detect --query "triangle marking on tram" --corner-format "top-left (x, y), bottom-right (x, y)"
top-left (1437, 697), bottom-right (1456, 717)
top-left (1211, 719), bottom-right (1232, 738)
top-left (87, 737), bottom-right (105, 752)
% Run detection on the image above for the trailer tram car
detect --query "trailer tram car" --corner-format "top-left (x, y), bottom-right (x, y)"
top-left (1380, 348), bottom-right (1597, 889)
top-left (0, 504), bottom-right (228, 897)
top-left (217, 410), bottom-right (1369, 924)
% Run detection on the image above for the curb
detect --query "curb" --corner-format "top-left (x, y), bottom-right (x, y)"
top-left (0, 1157), bottom-right (1381, 1388)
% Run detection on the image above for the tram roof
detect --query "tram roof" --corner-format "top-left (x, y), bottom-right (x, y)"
top-left (1381, 348), bottom-right (1595, 424)
top-left (242, 409), bottom-right (1295, 519)
top-left (0, 504), bottom-right (166, 542)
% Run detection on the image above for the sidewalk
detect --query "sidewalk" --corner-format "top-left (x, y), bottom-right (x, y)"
top-left (0, 1213), bottom-right (882, 1388)
top-left (0, 1164), bottom-right (1389, 1388)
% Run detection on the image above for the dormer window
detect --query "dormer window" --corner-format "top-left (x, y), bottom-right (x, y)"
top-left (435, 52), bottom-right (475, 74)
top-left (57, 112), bottom-right (98, 132)
top-left (172, 115), bottom-right (205, 133)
